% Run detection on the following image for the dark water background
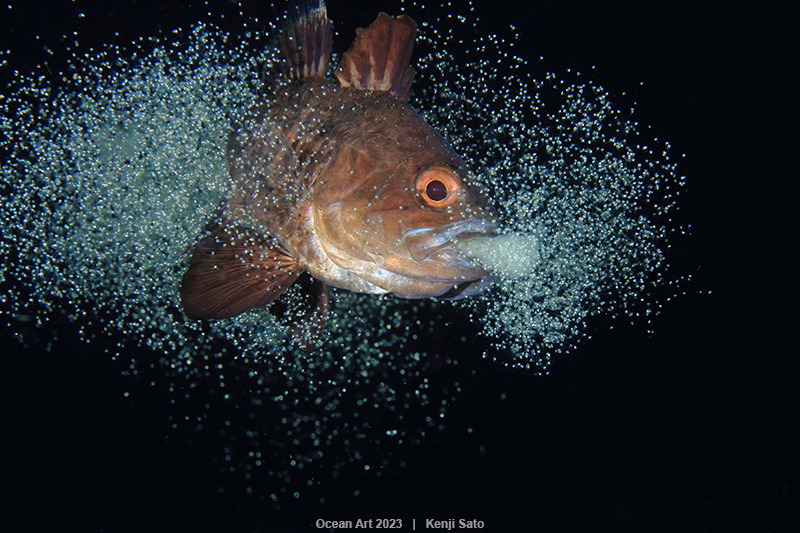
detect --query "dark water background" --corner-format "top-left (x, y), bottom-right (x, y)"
top-left (2, 1), bottom-right (797, 531)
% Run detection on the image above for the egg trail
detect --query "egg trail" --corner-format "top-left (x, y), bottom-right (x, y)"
top-left (0, 1), bottom-right (684, 498)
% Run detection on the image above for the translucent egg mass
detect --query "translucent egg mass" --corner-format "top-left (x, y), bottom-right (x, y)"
top-left (0, 1), bottom-right (685, 500)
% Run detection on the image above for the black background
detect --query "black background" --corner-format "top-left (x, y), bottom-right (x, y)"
top-left (2, 1), bottom-right (798, 531)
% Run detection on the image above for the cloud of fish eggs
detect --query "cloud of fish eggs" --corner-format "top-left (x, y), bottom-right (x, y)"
top-left (412, 15), bottom-right (684, 369)
top-left (0, 3), bottom-right (684, 496)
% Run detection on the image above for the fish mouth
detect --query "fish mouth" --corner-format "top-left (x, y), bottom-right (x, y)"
top-left (405, 218), bottom-right (499, 267)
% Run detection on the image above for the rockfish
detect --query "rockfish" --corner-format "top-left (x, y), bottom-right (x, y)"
top-left (180, 0), bottom-right (498, 342)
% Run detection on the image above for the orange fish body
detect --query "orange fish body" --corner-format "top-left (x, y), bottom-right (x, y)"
top-left (180, 1), bottom-right (498, 330)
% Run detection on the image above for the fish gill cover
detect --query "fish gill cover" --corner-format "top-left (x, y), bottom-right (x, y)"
top-left (0, 0), bottom-right (686, 500)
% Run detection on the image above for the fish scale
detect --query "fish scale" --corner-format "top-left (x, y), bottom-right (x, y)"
top-left (180, 0), bottom-right (499, 331)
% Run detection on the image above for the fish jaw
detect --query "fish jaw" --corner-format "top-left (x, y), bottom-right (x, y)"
top-left (311, 198), bottom-right (499, 299)
top-left (306, 139), bottom-right (499, 297)
top-left (391, 218), bottom-right (500, 297)
top-left (403, 218), bottom-right (499, 262)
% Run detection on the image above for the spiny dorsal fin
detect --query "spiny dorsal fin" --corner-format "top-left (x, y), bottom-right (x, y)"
top-left (180, 223), bottom-right (304, 320)
top-left (334, 12), bottom-right (417, 101)
top-left (277, 0), bottom-right (333, 82)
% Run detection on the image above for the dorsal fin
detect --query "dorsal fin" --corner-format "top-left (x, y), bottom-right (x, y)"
top-left (277, 0), bottom-right (333, 83)
top-left (334, 12), bottom-right (417, 101)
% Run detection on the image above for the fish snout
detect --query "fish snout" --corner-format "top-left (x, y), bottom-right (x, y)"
top-left (402, 218), bottom-right (499, 284)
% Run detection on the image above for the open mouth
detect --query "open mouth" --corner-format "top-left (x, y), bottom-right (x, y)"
top-left (404, 218), bottom-right (499, 264)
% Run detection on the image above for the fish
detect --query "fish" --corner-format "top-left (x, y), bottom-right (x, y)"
top-left (179, 0), bottom-right (499, 344)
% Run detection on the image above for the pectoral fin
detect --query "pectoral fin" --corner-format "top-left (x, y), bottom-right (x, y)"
top-left (180, 225), bottom-right (304, 320)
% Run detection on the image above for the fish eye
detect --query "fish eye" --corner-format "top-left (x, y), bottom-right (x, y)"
top-left (414, 166), bottom-right (461, 208)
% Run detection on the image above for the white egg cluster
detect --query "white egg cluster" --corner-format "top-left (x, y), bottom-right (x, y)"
top-left (411, 8), bottom-right (685, 369)
top-left (0, 1), bottom-right (685, 498)
top-left (0, 22), bottom-right (463, 498)
top-left (453, 233), bottom-right (541, 278)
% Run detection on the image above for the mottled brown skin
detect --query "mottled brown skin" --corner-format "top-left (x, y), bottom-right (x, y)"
top-left (226, 77), bottom-right (497, 299)
top-left (181, 6), bottom-right (498, 324)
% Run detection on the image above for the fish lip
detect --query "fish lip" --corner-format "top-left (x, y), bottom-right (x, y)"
top-left (405, 219), bottom-right (499, 263)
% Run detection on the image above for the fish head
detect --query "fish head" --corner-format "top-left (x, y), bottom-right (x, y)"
top-left (312, 98), bottom-right (498, 299)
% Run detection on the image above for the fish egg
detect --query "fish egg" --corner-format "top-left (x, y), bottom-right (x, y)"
top-left (0, 0), bottom-right (686, 499)
top-left (453, 233), bottom-right (540, 278)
